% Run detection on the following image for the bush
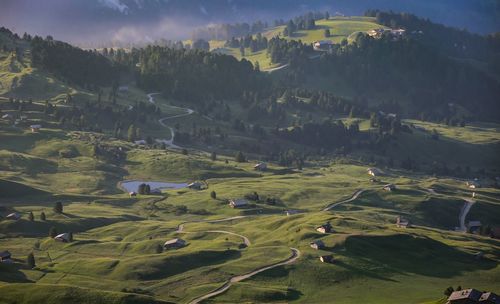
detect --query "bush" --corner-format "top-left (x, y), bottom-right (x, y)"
top-left (210, 191), bottom-right (217, 199)
top-left (49, 226), bottom-right (58, 238)
top-left (27, 253), bottom-right (36, 268)
top-left (244, 192), bottom-right (259, 201)
top-left (53, 202), bottom-right (63, 214)
top-left (235, 151), bottom-right (246, 163)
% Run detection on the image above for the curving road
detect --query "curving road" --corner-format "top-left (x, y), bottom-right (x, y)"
top-left (147, 93), bottom-right (194, 149)
top-left (323, 189), bottom-right (366, 211)
top-left (177, 217), bottom-right (251, 246)
top-left (176, 216), bottom-right (299, 304)
top-left (188, 248), bottom-right (300, 304)
top-left (458, 198), bottom-right (476, 232)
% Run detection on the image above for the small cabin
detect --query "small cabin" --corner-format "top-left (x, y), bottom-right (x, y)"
top-left (285, 210), bottom-right (300, 216)
top-left (313, 40), bottom-right (333, 51)
top-left (0, 251), bottom-right (12, 262)
top-left (254, 162), bottom-right (267, 171)
top-left (5, 213), bottom-right (20, 220)
top-left (319, 255), bottom-right (334, 263)
top-left (316, 222), bottom-right (333, 234)
top-left (367, 168), bottom-right (383, 177)
top-left (466, 179), bottom-right (481, 189)
top-left (310, 240), bottom-right (325, 250)
top-left (188, 182), bottom-right (203, 190)
top-left (383, 184), bottom-right (396, 191)
top-left (163, 238), bottom-right (186, 250)
top-left (447, 289), bottom-right (482, 304)
top-left (467, 221), bottom-right (482, 234)
top-left (229, 199), bottom-right (248, 208)
top-left (396, 216), bottom-right (411, 228)
top-left (54, 233), bottom-right (70, 243)
top-left (30, 124), bottom-right (41, 133)
top-left (129, 191), bottom-right (137, 197)
top-left (479, 292), bottom-right (499, 304)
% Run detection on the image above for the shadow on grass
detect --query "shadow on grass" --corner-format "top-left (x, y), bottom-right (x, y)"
top-left (343, 234), bottom-right (498, 278)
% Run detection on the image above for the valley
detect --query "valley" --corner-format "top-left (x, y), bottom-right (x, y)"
top-left (1, 5), bottom-right (499, 304)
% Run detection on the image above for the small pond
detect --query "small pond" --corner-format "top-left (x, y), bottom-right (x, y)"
top-left (120, 180), bottom-right (188, 193)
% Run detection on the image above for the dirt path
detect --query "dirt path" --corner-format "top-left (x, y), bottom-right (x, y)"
top-left (323, 189), bottom-right (366, 211)
top-left (188, 248), bottom-right (300, 304)
top-left (177, 216), bottom-right (298, 303)
top-left (147, 93), bottom-right (194, 149)
top-left (459, 198), bottom-right (475, 231)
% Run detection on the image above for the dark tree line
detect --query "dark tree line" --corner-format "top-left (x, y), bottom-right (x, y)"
top-left (365, 10), bottom-right (499, 66)
top-left (225, 33), bottom-right (268, 53)
top-left (30, 36), bottom-right (119, 87)
top-left (293, 32), bottom-right (500, 121)
top-left (276, 119), bottom-right (357, 150)
top-left (135, 46), bottom-right (270, 102)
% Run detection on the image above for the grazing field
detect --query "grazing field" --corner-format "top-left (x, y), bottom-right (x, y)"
top-left (206, 16), bottom-right (386, 70)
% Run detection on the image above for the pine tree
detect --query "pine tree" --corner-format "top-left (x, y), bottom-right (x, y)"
top-left (210, 152), bottom-right (217, 161)
top-left (49, 226), bottom-right (58, 238)
top-left (156, 244), bottom-right (163, 253)
top-left (28, 211), bottom-right (34, 221)
top-left (235, 151), bottom-right (246, 163)
top-left (27, 252), bottom-right (36, 268)
top-left (54, 202), bottom-right (63, 214)
top-left (127, 124), bottom-right (136, 142)
top-left (210, 191), bottom-right (217, 199)
top-left (40, 212), bottom-right (46, 221)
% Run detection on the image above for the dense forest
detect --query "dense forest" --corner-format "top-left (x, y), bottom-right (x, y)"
top-left (30, 36), bottom-right (119, 87)
top-left (134, 46), bottom-right (270, 102)
top-left (365, 10), bottom-right (500, 74)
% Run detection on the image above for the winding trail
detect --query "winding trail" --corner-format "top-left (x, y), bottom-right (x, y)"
top-left (188, 248), bottom-right (300, 304)
top-left (459, 198), bottom-right (476, 231)
top-left (176, 216), bottom-right (251, 246)
top-left (323, 189), bottom-right (366, 211)
top-left (175, 216), bottom-right (299, 303)
top-left (147, 93), bottom-right (194, 149)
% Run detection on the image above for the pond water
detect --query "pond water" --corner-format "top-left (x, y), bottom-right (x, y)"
top-left (120, 180), bottom-right (188, 193)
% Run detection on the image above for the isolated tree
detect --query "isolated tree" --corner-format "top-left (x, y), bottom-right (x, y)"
top-left (210, 191), bottom-right (217, 199)
top-left (144, 184), bottom-right (151, 195)
top-left (127, 124), bottom-right (136, 142)
top-left (28, 211), bottom-right (34, 221)
top-left (40, 212), bottom-right (46, 221)
top-left (27, 252), bottom-right (36, 268)
top-left (235, 151), bottom-right (246, 163)
top-left (210, 151), bottom-right (217, 161)
top-left (54, 202), bottom-right (63, 214)
top-left (324, 29), bottom-right (331, 37)
top-left (156, 244), bottom-right (163, 254)
top-left (49, 226), bottom-right (58, 238)
top-left (68, 232), bottom-right (74, 242)
top-left (138, 183), bottom-right (146, 195)
top-left (444, 287), bottom-right (454, 297)
top-left (254, 61), bottom-right (260, 72)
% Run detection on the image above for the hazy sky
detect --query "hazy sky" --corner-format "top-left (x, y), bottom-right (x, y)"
top-left (1, 0), bottom-right (498, 47)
